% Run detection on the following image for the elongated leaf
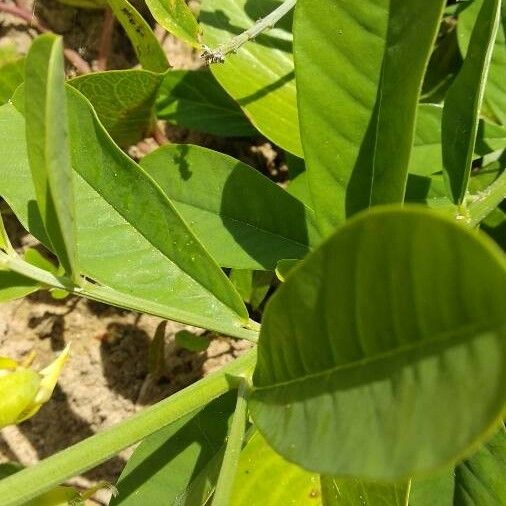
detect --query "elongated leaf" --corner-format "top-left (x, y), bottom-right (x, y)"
top-left (410, 104), bottom-right (506, 177)
top-left (145, 0), bottom-right (200, 48)
top-left (249, 206), bottom-right (506, 479)
top-left (201, 0), bottom-right (302, 156)
top-left (321, 476), bottom-right (409, 506)
top-left (230, 431), bottom-right (321, 505)
top-left (156, 69), bottom-right (256, 137)
top-left (295, 0), bottom-right (445, 235)
top-left (106, 0), bottom-right (169, 72)
top-left (140, 144), bottom-right (319, 270)
top-left (111, 392), bottom-right (236, 505)
top-left (458, 1), bottom-right (506, 125)
top-left (25, 34), bottom-right (79, 283)
top-left (442, 0), bottom-right (501, 204)
top-left (0, 95), bottom-right (250, 336)
top-left (69, 69), bottom-right (164, 146)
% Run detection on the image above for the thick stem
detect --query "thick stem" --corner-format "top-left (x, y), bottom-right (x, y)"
top-left (212, 381), bottom-right (249, 506)
top-left (0, 2), bottom-right (91, 74)
top-left (201, 0), bottom-right (297, 64)
top-left (0, 349), bottom-right (257, 506)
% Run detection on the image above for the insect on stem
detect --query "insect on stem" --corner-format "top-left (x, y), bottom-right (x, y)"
top-left (201, 0), bottom-right (297, 64)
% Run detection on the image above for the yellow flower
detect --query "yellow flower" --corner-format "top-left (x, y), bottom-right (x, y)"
top-left (0, 344), bottom-right (70, 429)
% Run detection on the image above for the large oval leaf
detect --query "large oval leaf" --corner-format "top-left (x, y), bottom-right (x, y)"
top-left (294, 0), bottom-right (445, 234)
top-left (200, 0), bottom-right (302, 155)
top-left (249, 206), bottom-right (506, 479)
top-left (140, 144), bottom-right (319, 270)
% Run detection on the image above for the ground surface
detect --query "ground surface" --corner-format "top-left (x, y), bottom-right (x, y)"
top-left (0, 1), bottom-right (265, 503)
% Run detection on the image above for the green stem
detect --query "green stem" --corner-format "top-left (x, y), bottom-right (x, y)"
top-left (212, 381), bottom-right (249, 506)
top-left (0, 349), bottom-right (257, 506)
top-left (467, 170), bottom-right (506, 226)
top-left (201, 0), bottom-right (297, 63)
top-left (0, 252), bottom-right (259, 342)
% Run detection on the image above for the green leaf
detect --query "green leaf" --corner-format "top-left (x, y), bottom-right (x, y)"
top-left (140, 144), bottom-right (319, 270)
top-left (69, 69), bottom-right (164, 146)
top-left (249, 206), bottom-right (506, 479)
top-left (453, 423), bottom-right (506, 506)
top-left (321, 476), bottom-right (409, 506)
top-left (106, 0), bottom-right (169, 72)
top-left (0, 213), bottom-right (12, 253)
top-left (0, 58), bottom-right (24, 105)
top-left (201, 0), bottom-right (302, 155)
top-left (0, 271), bottom-right (40, 303)
top-left (275, 258), bottom-right (298, 282)
top-left (175, 329), bottom-right (210, 352)
top-left (0, 94), bottom-right (250, 336)
top-left (458, 1), bottom-right (506, 125)
top-left (111, 392), bottom-right (236, 505)
top-left (25, 34), bottom-right (79, 284)
top-left (294, 0), bottom-right (446, 235)
top-left (144, 0), bottom-right (201, 48)
top-left (410, 104), bottom-right (506, 177)
top-left (155, 69), bottom-right (256, 137)
top-left (442, 0), bottom-right (501, 204)
top-left (410, 424), bottom-right (506, 505)
top-left (230, 431), bottom-right (321, 505)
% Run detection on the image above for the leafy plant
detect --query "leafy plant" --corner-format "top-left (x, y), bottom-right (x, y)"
top-left (0, 0), bottom-right (505, 504)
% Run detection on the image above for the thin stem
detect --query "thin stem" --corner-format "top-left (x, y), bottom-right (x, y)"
top-left (212, 381), bottom-right (249, 506)
top-left (201, 0), bottom-right (296, 64)
top-left (96, 7), bottom-right (115, 71)
top-left (0, 252), bottom-right (259, 342)
top-left (0, 2), bottom-right (91, 74)
top-left (467, 170), bottom-right (506, 226)
top-left (0, 349), bottom-right (257, 506)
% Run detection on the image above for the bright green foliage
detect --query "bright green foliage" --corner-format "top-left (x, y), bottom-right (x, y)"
top-left (0, 1), bottom-right (505, 504)
top-left (111, 393), bottom-right (236, 505)
top-left (144, 0), bottom-right (201, 48)
top-left (69, 70), bottom-right (164, 146)
top-left (295, 0), bottom-right (446, 234)
top-left (201, 0), bottom-right (302, 156)
top-left (250, 206), bottom-right (506, 478)
top-left (230, 431), bottom-right (321, 505)
top-left (107, 0), bottom-right (169, 72)
top-left (24, 35), bottom-right (79, 284)
top-left (0, 95), bottom-right (250, 335)
top-left (442, 0), bottom-right (501, 204)
top-left (141, 144), bottom-right (319, 270)
top-left (458, 1), bottom-right (506, 125)
top-left (156, 69), bottom-right (256, 137)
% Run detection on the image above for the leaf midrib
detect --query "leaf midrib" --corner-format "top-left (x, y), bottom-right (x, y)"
top-left (254, 319), bottom-right (505, 391)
